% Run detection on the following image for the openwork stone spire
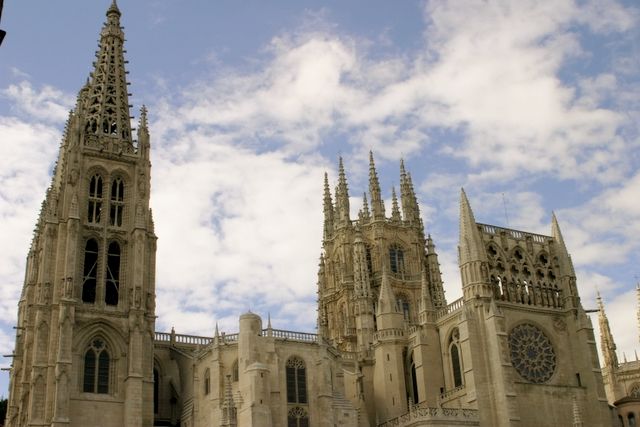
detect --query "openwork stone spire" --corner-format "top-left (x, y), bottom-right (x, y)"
top-left (323, 172), bottom-right (334, 239)
top-left (84, 0), bottom-right (133, 144)
top-left (400, 159), bottom-right (420, 224)
top-left (335, 157), bottom-right (351, 224)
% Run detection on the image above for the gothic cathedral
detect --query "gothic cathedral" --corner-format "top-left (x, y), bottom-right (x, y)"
top-left (5, 2), bottom-right (624, 427)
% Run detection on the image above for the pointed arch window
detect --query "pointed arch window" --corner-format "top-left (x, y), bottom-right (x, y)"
top-left (397, 294), bottom-right (410, 321)
top-left (287, 406), bottom-right (309, 427)
top-left (105, 241), bottom-right (120, 306)
top-left (82, 239), bottom-right (99, 303)
top-left (389, 245), bottom-right (405, 275)
top-left (286, 357), bottom-right (307, 404)
top-left (153, 368), bottom-right (160, 414)
top-left (449, 329), bottom-right (463, 388)
top-left (83, 338), bottom-right (110, 394)
top-left (203, 368), bottom-right (210, 395)
top-left (109, 178), bottom-right (124, 227)
top-left (232, 360), bottom-right (239, 382)
top-left (365, 245), bottom-right (373, 275)
top-left (88, 175), bottom-right (103, 224)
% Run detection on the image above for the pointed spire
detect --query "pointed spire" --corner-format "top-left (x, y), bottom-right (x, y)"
top-left (458, 188), bottom-right (484, 266)
top-left (551, 212), bottom-right (576, 277)
top-left (377, 266), bottom-right (396, 315)
top-left (323, 172), bottom-right (334, 239)
top-left (425, 234), bottom-right (446, 309)
top-left (335, 158), bottom-right (351, 224)
top-left (83, 0), bottom-right (133, 146)
top-left (391, 187), bottom-right (401, 221)
top-left (361, 192), bottom-right (370, 221)
top-left (400, 160), bottom-right (420, 223)
top-left (597, 292), bottom-right (618, 369)
top-left (368, 151), bottom-right (385, 220)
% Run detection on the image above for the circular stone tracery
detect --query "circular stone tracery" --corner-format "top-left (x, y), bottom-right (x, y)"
top-left (508, 324), bottom-right (556, 383)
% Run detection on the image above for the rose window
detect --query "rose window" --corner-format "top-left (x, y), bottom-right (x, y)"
top-left (508, 324), bottom-right (556, 383)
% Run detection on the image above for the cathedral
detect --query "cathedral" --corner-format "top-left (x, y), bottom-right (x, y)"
top-left (4, 2), bottom-right (635, 426)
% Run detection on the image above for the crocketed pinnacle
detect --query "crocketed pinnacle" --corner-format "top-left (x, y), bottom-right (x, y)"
top-left (323, 172), bottom-right (334, 238)
top-left (335, 157), bottom-right (350, 224)
top-left (83, 0), bottom-right (133, 144)
top-left (391, 186), bottom-right (401, 221)
top-left (459, 188), bottom-right (484, 265)
top-left (368, 151), bottom-right (385, 220)
top-left (399, 159), bottom-right (419, 223)
top-left (361, 192), bottom-right (370, 220)
top-left (597, 292), bottom-right (618, 369)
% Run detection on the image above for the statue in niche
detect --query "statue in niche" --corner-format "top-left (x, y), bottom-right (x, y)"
top-left (137, 170), bottom-right (146, 196)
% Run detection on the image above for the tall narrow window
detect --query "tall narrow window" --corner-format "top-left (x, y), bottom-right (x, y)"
top-left (232, 360), bottom-right (239, 382)
top-left (630, 413), bottom-right (637, 427)
top-left (88, 175), bottom-right (103, 224)
top-left (105, 242), bottom-right (120, 306)
top-left (109, 178), bottom-right (124, 227)
top-left (449, 329), bottom-right (463, 388)
top-left (397, 294), bottom-right (410, 321)
top-left (286, 357), bottom-right (307, 404)
top-left (82, 239), bottom-right (99, 303)
top-left (365, 246), bottom-right (373, 275)
top-left (389, 245), bottom-right (405, 275)
top-left (83, 338), bottom-right (110, 394)
top-left (203, 368), bottom-right (210, 395)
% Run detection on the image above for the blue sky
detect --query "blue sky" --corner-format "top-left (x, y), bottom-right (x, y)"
top-left (1, 0), bottom-right (639, 395)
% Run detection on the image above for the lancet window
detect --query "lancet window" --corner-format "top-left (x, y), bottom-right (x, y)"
top-left (88, 174), bottom-right (103, 224)
top-left (449, 329), bottom-right (463, 388)
top-left (82, 239), bottom-right (99, 303)
top-left (389, 245), bottom-right (405, 275)
top-left (109, 177), bottom-right (125, 227)
top-left (203, 368), bottom-right (210, 395)
top-left (286, 357), bottom-right (307, 404)
top-left (397, 294), bottom-right (411, 321)
top-left (83, 338), bottom-right (110, 394)
top-left (105, 241), bottom-right (121, 306)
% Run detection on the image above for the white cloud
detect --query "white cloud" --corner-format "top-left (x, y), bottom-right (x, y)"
top-left (2, 81), bottom-right (74, 123)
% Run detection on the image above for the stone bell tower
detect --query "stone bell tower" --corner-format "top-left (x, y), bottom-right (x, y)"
top-left (5, 2), bottom-right (156, 426)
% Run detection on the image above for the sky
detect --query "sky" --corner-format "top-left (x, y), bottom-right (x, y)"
top-left (0, 0), bottom-right (639, 395)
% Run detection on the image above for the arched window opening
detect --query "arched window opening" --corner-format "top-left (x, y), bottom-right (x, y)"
top-left (397, 294), bottom-right (410, 321)
top-left (629, 413), bottom-right (637, 427)
top-left (449, 329), bottom-right (463, 388)
top-left (153, 368), bottom-right (159, 414)
top-left (232, 360), bottom-right (239, 382)
top-left (287, 406), bottom-right (309, 427)
top-left (203, 368), bottom-right (210, 395)
top-left (286, 357), bottom-right (307, 404)
top-left (407, 352), bottom-right (419, 405)
top-left (88, 175), bottom-right (103, 223)
top-left (109, 178), bottom-right (124, 227)
top-left (105, 242), bottom-right (120, 306)
top-left (365, 246), bottom-right (373, 275)
top-left (389, 245), bottom-right (405, 275)
top-left (83, 338), bottom-right (110, 394)
top-left (631, 384), bottom-right (640, 398)
top-left (82, 239), bottom-right (99, 303)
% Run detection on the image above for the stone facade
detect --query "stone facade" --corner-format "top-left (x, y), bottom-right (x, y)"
top-left (4, 2), bottom-right (623, 427)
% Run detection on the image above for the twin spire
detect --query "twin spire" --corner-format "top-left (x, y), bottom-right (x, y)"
top-left (323, 152), bottom-right (421, 236)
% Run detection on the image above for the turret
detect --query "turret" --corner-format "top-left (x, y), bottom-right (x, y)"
top-left (458, 189), bottom-right (491, 300)
top-left (400, 159), bottom-right (420, 224)
top-left (425, 235), bottom-right (446, 309)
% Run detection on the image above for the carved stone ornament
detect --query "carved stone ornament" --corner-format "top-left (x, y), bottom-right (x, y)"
top-left (508, 323), bottom-right (556, 383)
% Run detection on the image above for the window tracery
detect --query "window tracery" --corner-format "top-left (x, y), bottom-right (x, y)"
top-left (287, 406), bottom-right (309, 427)
top-left (508, 324), bottom-right (556, 383)
top-left (105, 241), bottom-right (121, 306)
top-left (82, 239), bottom-right (99, 303)
top-left (88, 174), bottom-right (103, 224)
top-left (109, 177), bottom-right (125, 227)
top-left (286, 357), bottom-right (307, 404)
top-left (83, 338), bottom-right (110, 394)
top-left (389, 245), bottom-right (405, 275)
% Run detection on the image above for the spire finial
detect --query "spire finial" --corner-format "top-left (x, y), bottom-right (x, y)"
top-left (107, 0), bottom-right (121, 16)
top-left (368, 151), bottom-right (385, 220)
top-left (391, 186), bottom-right (401, 221)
